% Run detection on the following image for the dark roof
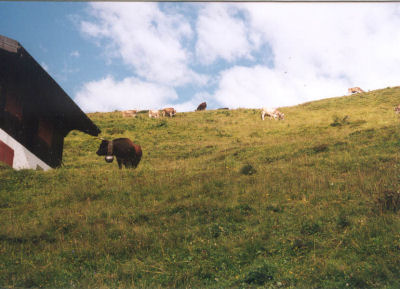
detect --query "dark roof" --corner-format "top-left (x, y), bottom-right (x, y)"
top-left (0, 35), bottom-right (100, 136)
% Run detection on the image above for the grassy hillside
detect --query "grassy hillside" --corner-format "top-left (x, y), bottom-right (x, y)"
top-left (1, 87), bottom-right (399, 288)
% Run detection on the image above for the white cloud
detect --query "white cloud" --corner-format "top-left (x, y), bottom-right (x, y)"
top-left (75, 76), bottom-right (178, 112)
top-left (214, 65), bottom-right (348, 109)
top-left (208, 3), bottom-right (400, 108)
top-left (242, 3), bottom-right (400, 89)
top-left (196, 4), bottom-right (253, 65)
top-left (80, 2), bottom-right (207, 86)
top-left (77, 3), bottom-right (400, 112)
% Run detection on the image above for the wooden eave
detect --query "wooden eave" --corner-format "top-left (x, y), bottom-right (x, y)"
top-left (0, 34), bottom-right (101, 137)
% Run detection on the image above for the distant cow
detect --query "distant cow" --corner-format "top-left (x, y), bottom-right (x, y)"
top-left (162, 107), bottom-right (176, 117)
top-left (148, 110), bottom-right (160, 118)
top-left (275, 111), bottom-right (285, 120)
top-left (196, 102), bottom-right (207, 111)
top-left (96, 138), bottom-right (142, 169)
top-left (395, 104), bottom-right (400, 114)
top-left (121, 110), bottom-right (137, 118)
top-left (261, 108), bottom-right (284, 120)
top-left (348, 87), bottom-right (365, 94)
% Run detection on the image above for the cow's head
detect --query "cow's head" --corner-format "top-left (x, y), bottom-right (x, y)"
top-left (96, 139), bottom-right (114, 163)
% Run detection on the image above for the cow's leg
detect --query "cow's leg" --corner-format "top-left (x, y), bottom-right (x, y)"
top-left (131, 155), bottom-right (140, 168)
top-left (130, 157), bottom-right (137, 168)
top-left (125, 160), bottom-right (133, 168)
top-left (125, 158), bottom-right (135, 168)
top-left (117, 158), bottom-right (123, 169)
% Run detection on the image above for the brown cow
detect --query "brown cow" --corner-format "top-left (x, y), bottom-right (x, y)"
top-left (121, 110), bottom-right (137, 118)
top-left (348, 87), bottom-right (365, 94)
top-left (196, 102), bottom-right (207, 111)
top-left (395, 104), bottom-right (400, 114)
top-left (96, 138), bottom-right (142, 169)
top-left (162, 107), bottom-right (176, 117)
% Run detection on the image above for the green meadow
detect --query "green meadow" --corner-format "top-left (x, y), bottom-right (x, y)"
top-left (0, 87), bottom-right (399, 288)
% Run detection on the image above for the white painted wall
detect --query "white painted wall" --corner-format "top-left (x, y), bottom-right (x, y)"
top-left (0, 128), bottom-right (51, 171)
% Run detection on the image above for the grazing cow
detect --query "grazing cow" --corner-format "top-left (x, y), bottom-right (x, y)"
top-left (275, 111), bottom-right (285, 120)
top-left (96, 138), bottom-right (142, 169)
top-left (395, 104), bottom-right (400, 114)
top-left (148, 110), bottom-right (160, 118)
top-left (121, 110), bottom-right (137, 118)
top-left (348, 87), bottom-right (365, 94)
top-left (162, 107), bottom-right (176, 117)
top-left (196, 102), bottom-right (207, 111)
top-left (261, 108), bottom-right (284, 120)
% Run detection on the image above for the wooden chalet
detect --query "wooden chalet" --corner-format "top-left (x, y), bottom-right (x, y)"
top-left (0, 35), bottom-right (100, 170)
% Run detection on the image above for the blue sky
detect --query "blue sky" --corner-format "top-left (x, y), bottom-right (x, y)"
top-left (1, 2), bottom-right (400, 112)
top-left (0, 2), bottom-right (131, 96)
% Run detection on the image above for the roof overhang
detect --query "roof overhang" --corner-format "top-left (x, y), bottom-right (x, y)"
top-left (0, 34), bottom-right (101, 137)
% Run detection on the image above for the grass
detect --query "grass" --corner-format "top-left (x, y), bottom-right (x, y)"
top-left (0, 87), bottom-right (399, 288)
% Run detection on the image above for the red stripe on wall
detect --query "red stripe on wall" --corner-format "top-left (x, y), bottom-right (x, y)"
top-left (0, 140), bottom-right (14, 167)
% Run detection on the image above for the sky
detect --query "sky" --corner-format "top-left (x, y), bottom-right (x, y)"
top-left (1, 2), bottom-right (400, 112)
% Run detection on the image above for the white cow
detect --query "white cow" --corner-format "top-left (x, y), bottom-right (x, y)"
top-left (395, 104), bottom-right (400, 114)
top-left (148, 110), bottom-right (160, 118)
top-left (121, 110), bottom-right (137, 118)
top-left (261, 108), bottom-right (284, 120)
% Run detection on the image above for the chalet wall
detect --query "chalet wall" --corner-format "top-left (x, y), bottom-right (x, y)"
top-left (0, 35), bottom-right (100, 170)
top-left (0, 52), bottom-right (66, 168)
top-left (0, 128), bottom-right (51, 170)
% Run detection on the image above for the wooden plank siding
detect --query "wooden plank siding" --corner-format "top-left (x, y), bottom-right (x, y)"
top-left (0, 34), bottom-right (100, 168)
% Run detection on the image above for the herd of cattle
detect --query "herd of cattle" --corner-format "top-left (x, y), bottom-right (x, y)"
top-left (98, 88), bottom-right (400, 169)
top-left (119, 88), bottom-right (369, 121)
top-left (120, 102), bottom-right (207, 119)
top-left (118, 101), bottom-right (286, 121)
top-left (97, 102), bottom-right (208, 169)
